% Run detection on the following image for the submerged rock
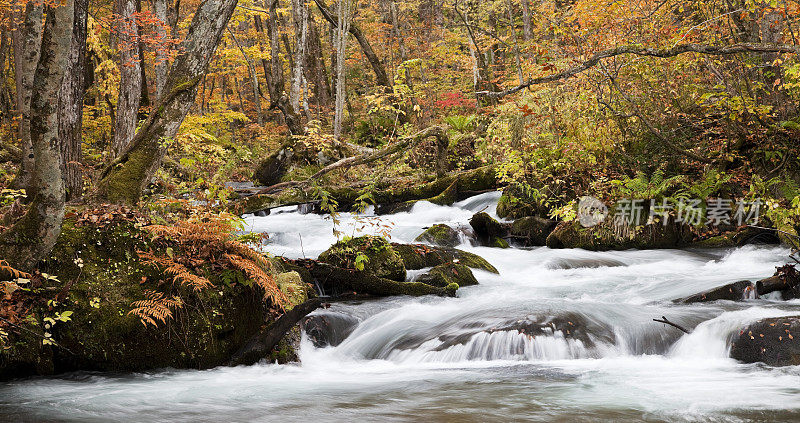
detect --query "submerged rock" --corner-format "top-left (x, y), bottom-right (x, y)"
top-left (302, 312), bottom-right (360, 348)
top-left (415, 224), bottom-right (462, 247)
top-left (318, 236), bottom-right (406, 281)
top-left (730, 316), bottom-right (800, 366)
top-left (675, 280), bottom-right (755, 304)
top-left (392, 243), bottom-right (498, 274)
top-left (417, 263), bottom-right (478, 288)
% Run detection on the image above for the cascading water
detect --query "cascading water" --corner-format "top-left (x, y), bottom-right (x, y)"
top-left (2, 192), bottom-right (800, 422)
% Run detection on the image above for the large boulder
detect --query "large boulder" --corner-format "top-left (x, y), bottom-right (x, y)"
top-left (469, 212), bottom-right (509, 248)
top-left (495, 189), bottom-right (543, 220)
top-left (0, 218), bottom-right (299, 380)
top-left (730, 316), bottom-right (800, 366)
top-left (509, 216), bottom-right (557, 246)
top-left (318, 236), bottom-right (406, 281)
top-left (392, 243), bottom-right (498, 274)
top-left (415, 224), bottom-right (462, 247)
top-left (417, 263), bottom-right (478, 288)
top-left (253, 141), bottom-right (294, 186)
top-left (545, 217), bottom-right (692, 251)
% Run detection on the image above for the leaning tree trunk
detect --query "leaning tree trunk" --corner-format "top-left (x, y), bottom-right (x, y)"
top-left (112, 0), bottom-right (143, 157)
top-left (57, 0), bottom-right (88, 200)
top-left (96, 0), bottom-right (240, 204)
top-left (0, 0), bottom-right (75, 271)
top-left (10, 1), bottom-right (43, 191)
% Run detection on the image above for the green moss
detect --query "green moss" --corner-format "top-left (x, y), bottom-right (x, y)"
top-left (392, 243), bottom-right (499, 274)
top-left (415, 224), bottom-right (461, 247)
top-left (2, 217), bottom-right (287, 378)
top-left (419, 263), bottom-right (478, 288)
top-left (276, 271), bottom-right (310, 310)
top-left (318, 236), bottom-right (406, 281)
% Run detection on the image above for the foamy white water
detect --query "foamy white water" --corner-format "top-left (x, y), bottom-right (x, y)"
top-left (2, 193), bottom-right (799, 422)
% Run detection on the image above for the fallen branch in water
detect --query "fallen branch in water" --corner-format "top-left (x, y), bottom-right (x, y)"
top-left (653, 315), bottom-right (690, 334)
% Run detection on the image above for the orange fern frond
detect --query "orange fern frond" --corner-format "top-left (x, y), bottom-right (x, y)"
top-left (128, 290), bottom-right (183, 327)
top-left (0, 260), bottom-right (30, 280)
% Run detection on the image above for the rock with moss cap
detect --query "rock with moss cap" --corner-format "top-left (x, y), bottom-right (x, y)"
top-left (1, 217), bottom-right (301, 380)
top-left (415, 224), bottom-right (462, 247)
top-left (318, 236), bottom-right (406, 281)
top-left (509, 216), bottom-right (557, 246)
top-left (391, 243), bottom-right (498, 274)
top-left (469, 212), bottom-right (510, 248)
top-left (418, 263), bottom-right (478, 288)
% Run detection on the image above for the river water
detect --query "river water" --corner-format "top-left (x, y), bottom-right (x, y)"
top-left (2, 192), bottom-right (800, 422)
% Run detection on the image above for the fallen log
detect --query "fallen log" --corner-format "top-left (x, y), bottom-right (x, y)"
top-left (233, 166), bottom-right (497, 215)
top-left (756, 264), bottom-right (800, 296)
top-left (227, 298), bottom-right (322, 366)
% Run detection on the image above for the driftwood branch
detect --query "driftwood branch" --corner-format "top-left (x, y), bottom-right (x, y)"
top-left (478, 43), bottom-right (800, 99)
top-left (653, 315), bottom-right (690, 334)
top-left (227, 298), bottom-right (321, 366)
top-left (257, 126), bottom-right (448, 195)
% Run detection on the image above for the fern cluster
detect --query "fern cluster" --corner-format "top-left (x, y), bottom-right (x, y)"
top-left (130, 211), bottom-right (287, 327)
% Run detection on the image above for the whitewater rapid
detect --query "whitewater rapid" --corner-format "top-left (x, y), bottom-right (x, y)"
top-left (2, 192), bottom-right (799, 422)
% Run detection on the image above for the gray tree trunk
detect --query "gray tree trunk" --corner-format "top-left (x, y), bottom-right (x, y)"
top-left (112, 0), bottom-right (143, 157)
top-left (521, 0), bottom-right (532, 41)
top-left (333, 0), bottom-right (352, 140)
top-left (0, 0), bottom-right (75, 270)
top-left (10, 1), bottom-right (43, 191)
top-left (290, 0), bottom-right (308, 115)
top-left (57, 0), bottom-right (89, 200)
top-left (153, 0), bottom-right (170, 97)
top-left (97, 0), bottom-right (240, 204)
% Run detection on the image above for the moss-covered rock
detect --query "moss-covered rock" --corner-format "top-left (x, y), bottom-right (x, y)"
top-left (545, 217), bottom-right (692, 251)
top-left (496, 190), bottom-right (543, 220)
top-left (318, 236), bottom-right (406, 281)
top-left (276, 271), bottom-right (312, 310)
top-left (418, 263), bottom-right (478, 288)
top-left (469, 212), bottom-right (509, 248)
top-left (1, 217), bottom-right (294, 380)
top-left (415, 224), bottom-right (461, 247)
top-left (253, 141), bottom-right (294, 186)
top-left (391, 243), bottom-right (498, 274)
top-left (509, 216), bottom-right (557, 246)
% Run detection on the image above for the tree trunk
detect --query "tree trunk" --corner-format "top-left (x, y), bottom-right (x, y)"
top-left (0, 0), bottom-right (75, 270)
top-left (153, 0), bottom-right (169, 97)
top-left (290, 0), bottom-right (308, 114)
top-left (313, 0), bottom-right (391, 88)
top-left (10, 1), bottom-right (44, 191)
top-left (333, 0), bottom-right (352, 140)
top-left (227, 28), bottom-right (264, 125)
top-left (521, 0), bottom-right (533, 41)
top-left (304, 17), bottom-right (331, 108)
top-left (263, 0), bottom-right (302, 135)
top-left (96, 0), bottom-right (240, 204)
top-left (57, 0), bottom-right (89, 200)
top-left (112, 0), bottom-right (143, 157)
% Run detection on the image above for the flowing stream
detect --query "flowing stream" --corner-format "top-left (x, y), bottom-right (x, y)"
top-left (2, 192), bottom-right (800, 422)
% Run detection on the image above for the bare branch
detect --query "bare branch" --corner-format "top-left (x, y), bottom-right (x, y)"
top-left (478, 43), bottom-right (800, 99)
